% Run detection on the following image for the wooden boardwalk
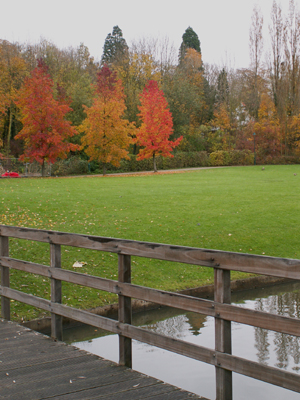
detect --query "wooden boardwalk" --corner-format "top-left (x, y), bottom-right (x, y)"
top-left (0, 319), bottom-right (204, 400)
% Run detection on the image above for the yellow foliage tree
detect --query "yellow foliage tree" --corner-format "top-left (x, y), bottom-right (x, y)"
top-left (79, 65), bottom-right (134, 174)
top-left (115, 49), bottom-right (161, 125)
top-left (0, 41), bottom-right (28, 153)
top-left (211, 103), bottom-right (235, 151)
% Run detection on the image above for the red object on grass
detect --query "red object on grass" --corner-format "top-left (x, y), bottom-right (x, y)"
top-left (1, 171), bottom-right (20, 177)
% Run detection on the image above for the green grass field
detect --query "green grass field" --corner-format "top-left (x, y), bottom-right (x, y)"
top-left (1, 165), bottom-right (299, 321)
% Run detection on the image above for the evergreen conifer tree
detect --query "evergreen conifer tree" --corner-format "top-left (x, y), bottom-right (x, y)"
top-left (179, 27), bottom-right (201, 63)
top-left (101, 26), bottom-right (128, 67)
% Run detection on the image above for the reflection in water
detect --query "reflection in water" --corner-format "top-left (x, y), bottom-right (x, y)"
top-left (255, 327), bottom-right (270, 365)
top-left (186, 311), bottom-right (206, 336)
top-left (253, 289), bottom-right (300, 372)
top-left (70, 281), bottom-right (300, 400)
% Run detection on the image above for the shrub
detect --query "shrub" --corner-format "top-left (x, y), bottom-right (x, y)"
top-left (119, 152), bottom-right (210, 172)
top-left (209, 150), bottom-right (254, 166)
top-left (51, 157), bottom-right (88, 176)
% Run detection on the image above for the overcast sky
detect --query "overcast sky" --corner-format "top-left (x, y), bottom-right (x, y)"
top-left (0, 0), bottom-right (292, 69)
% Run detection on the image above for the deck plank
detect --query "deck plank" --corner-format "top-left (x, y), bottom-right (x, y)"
top-left (0, 319), bottom-right (204, 399)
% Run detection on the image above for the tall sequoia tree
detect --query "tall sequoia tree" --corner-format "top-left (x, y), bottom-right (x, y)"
top-left (101, 26), bottom-right (129, 67)
top-left (179, 27), bottom-right (201, 63)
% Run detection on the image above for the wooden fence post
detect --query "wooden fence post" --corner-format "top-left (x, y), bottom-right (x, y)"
top-left (50, 243), bottom-right (62, 341)
top-left (118, 254), bottom-right (132, 368)
top-left (0, 236), bottom-right (10, 320)
top-left (215, 268), bottom-right (232, 400)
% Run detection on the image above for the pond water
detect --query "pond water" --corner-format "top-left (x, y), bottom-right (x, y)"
top-left (65, 281), bottom-right (300, 400)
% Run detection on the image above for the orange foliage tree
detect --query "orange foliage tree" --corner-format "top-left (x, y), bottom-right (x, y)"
top-left (16, 59), bottom-right (79, 176)
top-left (79, 65), bottom-right (134, 175)
top-left (253, 93), bottom-right (281, 161)
top-left (135, 80), bottom-right (182, 172)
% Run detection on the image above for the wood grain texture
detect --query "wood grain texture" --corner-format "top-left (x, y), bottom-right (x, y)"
top-left (214, 269), bottom-right (232, 400)
top-left (50, 243), bottom-right (62, 341)
top-left (118, 254), bottom-right (132, 368)
top-left (0, 236), bottom-right (10, 320)
top-left (1, 225), bottom-right (300, 279)
top-left (0, 319), bottom-right (200, 399)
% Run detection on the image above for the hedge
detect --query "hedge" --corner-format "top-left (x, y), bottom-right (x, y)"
top-left (45, 150), bottom-right (300, 176)
top-left (209, 150), bottom-right (254, 166)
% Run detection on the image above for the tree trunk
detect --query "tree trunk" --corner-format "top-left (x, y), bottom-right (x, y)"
top-left (153, 153), bottom-right (157, 173)
top-left (103, 163), bottom-right (107, 176)
top-left (41, 160), bottom-right (45, 177)
top-left (6, 104), bottom-right (13, 154)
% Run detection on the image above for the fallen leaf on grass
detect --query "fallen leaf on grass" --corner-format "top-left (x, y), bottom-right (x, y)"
top-left (72, 261), bottom-right (87, 268)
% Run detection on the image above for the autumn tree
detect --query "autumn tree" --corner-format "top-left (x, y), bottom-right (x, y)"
top-left (135, 80), bottom-right (182, 172)
top-left (20, 40), bottom-right (99, 132)
top-left (289, 113), bottom-right (300, 154)
top-left (15, 59), bottom-right (79, 176)
top-left (211, 103), bottom-right (236, 151)
top-left (0, 40), bottom-right (28, 154)
top-left (115, 42), bottom-right (162, 146)
top-left (164, 48), bottom-right (206, 139)
top-left (79, 65), bottom-right (133, 175)
top-left (253, 93), bottom-right (281, 161)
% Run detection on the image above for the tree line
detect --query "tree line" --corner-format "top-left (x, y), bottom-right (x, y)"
top-left (1, 0), bottom-right (300, 173)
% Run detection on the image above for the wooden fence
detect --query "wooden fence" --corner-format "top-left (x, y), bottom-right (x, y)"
top-left (1, 224), bottom-right (300, 400)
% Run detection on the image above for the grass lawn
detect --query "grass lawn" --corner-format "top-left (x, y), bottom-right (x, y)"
top-left (1, 165), bottom-right (299, 321)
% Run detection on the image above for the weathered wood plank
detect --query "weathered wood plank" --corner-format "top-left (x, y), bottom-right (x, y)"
top-left (120, 323), bottom-right (216, 365)
top-left (0, 287), bottom-right (215, 364)
top-left (0, 320), bottom-right (199, 400)
top-left (54, 376), bottom-right (182, 400)
top-left (2, 225), bottom-right (300, 279)
top-left (0, 236), bottom-right (10, 320)
top-left (215, 302), bottom-right (300, 337)
top-left (118, 254), bottom-right (132, 368)
top-left (50, 243), bottom-right (62, 340)
top-left (217, 351), bottom-right (300, 393)
top-left (1, 257), bottom-right (300, 337)
top-left (214, 268), bottom-right (232, 400)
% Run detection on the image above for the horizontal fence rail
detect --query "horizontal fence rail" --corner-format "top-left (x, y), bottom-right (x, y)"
top-left (1, 225), bottom-right (300, 400)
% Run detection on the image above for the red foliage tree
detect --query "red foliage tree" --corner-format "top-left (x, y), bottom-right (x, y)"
top-left (135, 80), bottom-right (182, 172)
top-left (15, 60), bottom-right (79, 176)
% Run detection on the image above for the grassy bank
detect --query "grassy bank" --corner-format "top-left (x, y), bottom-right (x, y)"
top-left (1, 165), bottom-right (299, 321)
